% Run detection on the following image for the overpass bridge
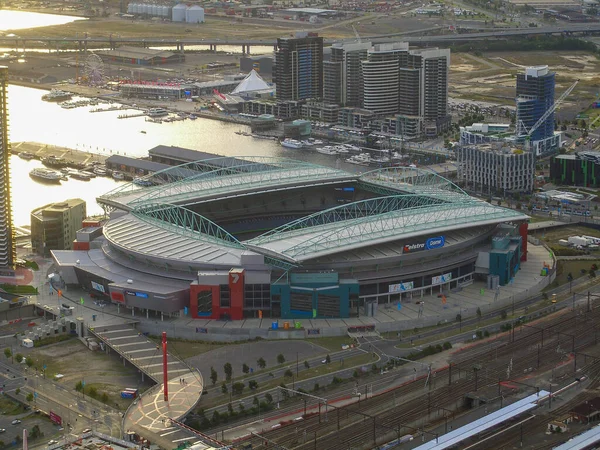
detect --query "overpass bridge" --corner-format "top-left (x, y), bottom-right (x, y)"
top-left (6, 23), bottom-right (600, 54)
top-left (88, 324), bottom-right (221, 449)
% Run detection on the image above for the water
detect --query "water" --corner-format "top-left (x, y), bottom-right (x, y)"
top-left (0, 10), bottom-right (84, 31)
top-left (7, 85), bottom-right (362, 227)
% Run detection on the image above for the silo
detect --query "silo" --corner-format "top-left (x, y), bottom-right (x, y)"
top-left (186, 5), bottom-right (204, 23)
top-left (142, 4), bottom-right (151, 15)
top-left (152, 4), bottom-right (159, 16)
top-left (127, 2), bottom-right (134, 13)
top-left (172, 3), bottom-right (187, 22)
top-left (132, 3), bottom-right (140, 14)
top-left (160, 5), bottom-right (169, 17)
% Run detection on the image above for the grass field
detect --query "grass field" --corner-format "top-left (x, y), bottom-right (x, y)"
top-left (555, 260), bottom-right (598, 285)
top-left (530, 225), bottom-right (600, 243)
top-left (0, 397), bottom-right (25, 415)
top-left (305, 336), bottom-right (356, 353)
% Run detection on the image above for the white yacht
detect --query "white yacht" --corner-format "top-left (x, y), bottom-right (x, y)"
top-left (281, 139), bottom-right (304, 149)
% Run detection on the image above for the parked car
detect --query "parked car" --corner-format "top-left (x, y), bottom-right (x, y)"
top-left (11, 420), bottom-right (21, 425)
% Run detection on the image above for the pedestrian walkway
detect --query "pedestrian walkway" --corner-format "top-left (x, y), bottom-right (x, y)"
top-left (87, 324), bottom-right (218, 449)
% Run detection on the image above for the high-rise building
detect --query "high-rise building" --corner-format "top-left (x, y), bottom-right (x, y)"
top-left (31, 199), bottom-right (86, 257)
top-left (361, 42), bottom-right (408, 115)
top-left (323, 42), bottom-right (371, 107)
top-left (516, 66), bottom-right (558, 155)
top-left (0, 67), bottom-right (15, 268)
top-left (274, 32), bottom-right (323, 101)
top-left (360, 44), bottom-right (450, 136)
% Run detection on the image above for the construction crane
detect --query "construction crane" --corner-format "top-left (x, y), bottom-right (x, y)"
top-left (517, 79), bottom-right (579, 151)
top-left (352, 23), bottom-right (362, 43)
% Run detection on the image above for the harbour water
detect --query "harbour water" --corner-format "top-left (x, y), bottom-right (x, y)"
top-left (7, 84), bottom-right (359, 227)
top-left (0, 10), bottom-right (84, 31)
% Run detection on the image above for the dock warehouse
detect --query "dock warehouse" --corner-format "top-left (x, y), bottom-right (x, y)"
top-left (95, 46), bottom-right (185, 65)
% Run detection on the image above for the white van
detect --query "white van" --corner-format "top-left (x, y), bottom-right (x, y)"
top-left (21, 338), bottom-right (33, 348)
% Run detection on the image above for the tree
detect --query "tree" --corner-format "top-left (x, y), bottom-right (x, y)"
top-left (242, 363), bottom-right (250, 374)
top-left (476, 307), bottom-right (482, 321)
top-left (26, 393), bottom-right (33, 402)
top-left (75, 381), bottom-right (83, 392)
top-left (277, 354), bottom-right (285, 364)
top-left (253, 396), bottom-right (259, 407)
top-left (30, 425), bottom-right (42, 439)
top-left (265, 392), bottom-right (273, 404)
top-left (3, 348), bottom-right (11, 360)
top-left (15, 388), bottom-right (20, 396)
top-left (232, 382), bottom-right (245, 395)
top-left (15, 354), bottom-right (23, 364)
top-left (88, 386), bottom-right (98, 398)
top-left (325, 354), bottom-right (331, 364)
top-left (257, 357), bottom-right (266, 369)
top-left (304, 360), bottom-right (310, 369)
top-left (224, 362), bottom-right (233, 381)
top-left (284, 369), bottom-right (293, 378)
top-left (248, 380), bottom-right (258, 390)
top-left (210, 367), bottom-right (218, 386)
top-left (456, 313), bottom-right (462, 323)
top-left (314, 383), bottom-right (320, 391)
top-left (221, 382), bottom-right (228, 394)
top-left (25, 357), bottom-right (33, 368)
top-left (101, 392), bottom-right (109, 403)
top-left (501, 310), bottom-right (507, 320)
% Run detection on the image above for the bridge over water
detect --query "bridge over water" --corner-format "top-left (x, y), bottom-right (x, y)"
top-left (6, 23), bottom-right (600, 54)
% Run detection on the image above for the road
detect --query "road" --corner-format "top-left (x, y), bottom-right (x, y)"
top-left (0, 360), bottom-right (123, 440)
top-left (3, 23), bottom-right (600, 47)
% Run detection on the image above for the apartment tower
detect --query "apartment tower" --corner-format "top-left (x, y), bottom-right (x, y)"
top-left (274, 32), bottom-right (323, 101)
top-left (0, 67), bottom-right (14, 268)
top-left (323, 42), bottom-right (371, 107)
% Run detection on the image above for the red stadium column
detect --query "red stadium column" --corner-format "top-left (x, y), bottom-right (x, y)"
top-left (162, 332), bottom-right (168, 402)
top-left (229, 268), bottom-right (245, 320)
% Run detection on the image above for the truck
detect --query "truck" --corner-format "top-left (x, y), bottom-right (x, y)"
top-left (120, 388), bottom-right (139, 399)
top-left (568, 236), bottom-right (590, 247)
top-left (21, 338), bottom-right (33, 348)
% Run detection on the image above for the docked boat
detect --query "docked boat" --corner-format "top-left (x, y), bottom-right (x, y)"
top-left (346, 153), bottom-right (372, 166)
top-left (68, 170), bottom-right (91, 181)
top-left (42, 89), bottom-right (72, 102)
top-left (18, 152), bottom-right (35, 160)
top-left (133, 177), bottom-right (154, 187)
top-left (189, 114), bottom-right (197, 120)
top-left (146, 108), bottom-right (169, 118)
top-left (42, 155), bottom-right (68, 168)
top-left (281, 139), bottom-right (304, 149)
top-left (316, 146), bottom-right (338, 156)
top-left (93, 167), bottom-right (107, 176)
top-left (29, 168), bottom-right (62, 184)
top-left (112, 171), bottom-right (125, 180)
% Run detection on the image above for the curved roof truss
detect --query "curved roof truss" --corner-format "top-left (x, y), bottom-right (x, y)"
top-left (360, 166), bottom-right (467, 195)
top-left (250, 193), bottom-right (459, 244)
top-left (247, 199), bottom-right (528, 262)
top-left (131, 202), bottom-right (244, 249)
top-left (129, 156), bottom-right (351, 207)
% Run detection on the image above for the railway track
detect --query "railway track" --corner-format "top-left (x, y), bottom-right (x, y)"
top-left (235, 306), bottom-right (600, 450)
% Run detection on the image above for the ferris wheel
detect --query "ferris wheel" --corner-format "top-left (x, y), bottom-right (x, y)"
top-left (84, 53), bottom-right (105, 85)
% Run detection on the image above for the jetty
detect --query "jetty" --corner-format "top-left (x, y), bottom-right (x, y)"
top-left (11, 142), bottom-right (107, 166)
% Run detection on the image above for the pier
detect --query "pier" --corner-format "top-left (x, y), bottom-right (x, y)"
top-left (11, 142), bottom-right (108, 166)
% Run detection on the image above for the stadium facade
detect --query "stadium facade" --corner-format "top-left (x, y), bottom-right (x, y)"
top-left (52, 157), bottom-right (529, 321)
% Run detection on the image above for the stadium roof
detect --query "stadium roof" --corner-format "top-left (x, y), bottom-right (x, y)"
top-left (96, 159), bottom-right (529, 269)
top-left (414, 391), bottom-right (548, 450)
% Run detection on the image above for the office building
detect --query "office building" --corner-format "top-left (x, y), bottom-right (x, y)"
top-left (551, 151), bottom-right (600, 187)
top-left (31, 199), bottom-right (86, 257)
top-left (323, 42), bottom-right (371, 107)
top-left (0, 67), bottom-right (14, 268)
top-left (516, 66), bottom-right (559, 155)
top-left (274, 32), bottom-right (323, 101)
top-left (456, 144), bottom-right (535, 195)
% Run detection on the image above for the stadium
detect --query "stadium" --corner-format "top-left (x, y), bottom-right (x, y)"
top-left (52, 156), bottom-right (529, 321)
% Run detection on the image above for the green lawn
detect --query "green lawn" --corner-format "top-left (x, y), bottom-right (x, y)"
top-left (0, 397), bottom-right (25, 415)
top-left (200, 353), bottom-right (376, 409)
top-left (555, 260), bottom-right (598, 285)
top-left (305, 336), bottom-right (357, 353)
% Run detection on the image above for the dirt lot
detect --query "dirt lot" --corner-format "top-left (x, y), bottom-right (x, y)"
top-left (450, 51), bottom-right (600, 115)
top-left (28, 339), bottom-right (150, 410)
